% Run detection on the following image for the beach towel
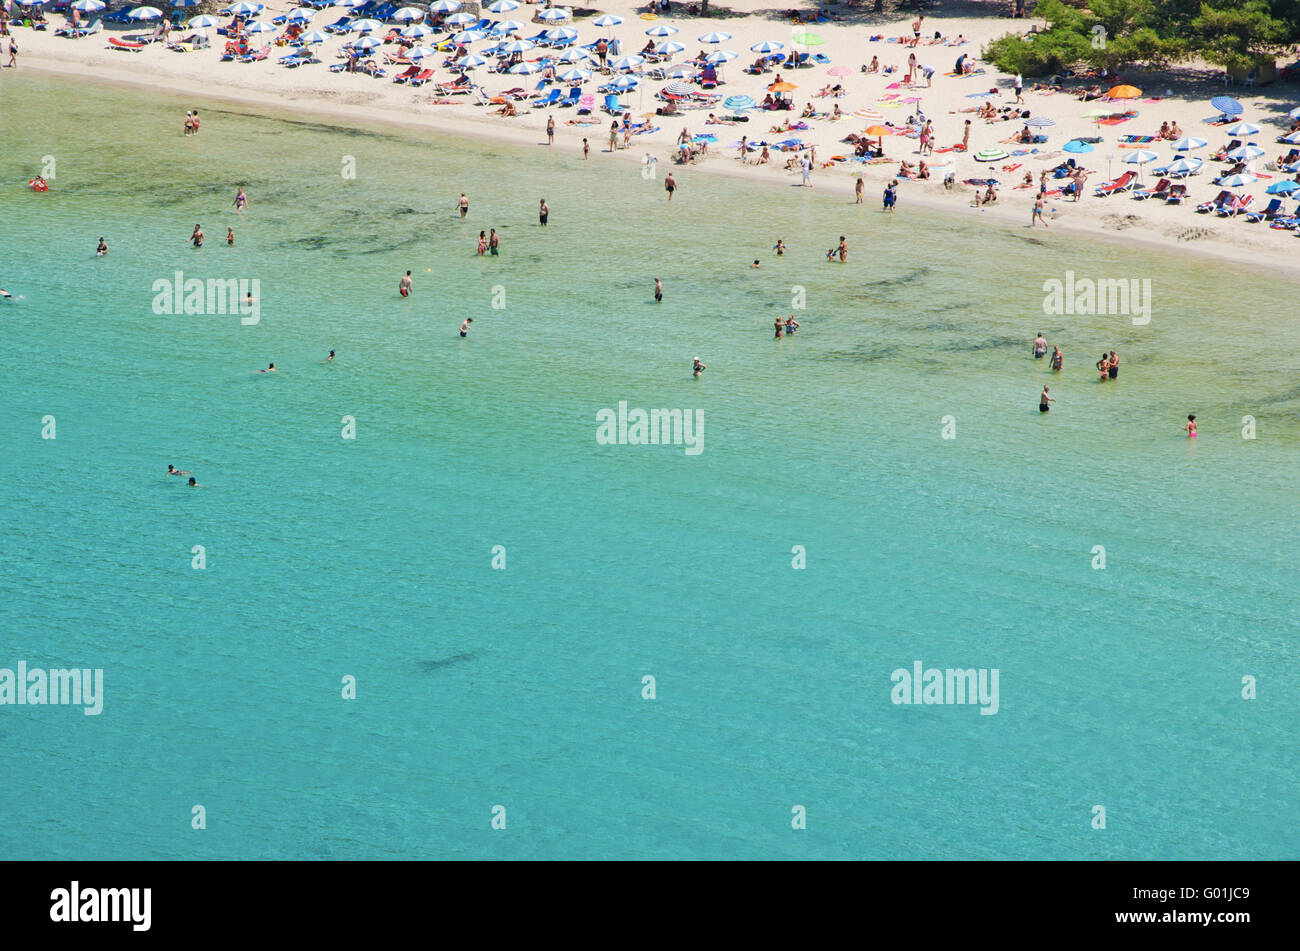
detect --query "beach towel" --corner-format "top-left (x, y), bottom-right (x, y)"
top-left (963, 178), bottom-right (999, 186)
top-left (1118, 134), bottom-right (1156, 143)
top-left (885, 82), bottom-right (902, 89)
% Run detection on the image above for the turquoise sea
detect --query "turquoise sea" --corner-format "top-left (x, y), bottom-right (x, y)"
top-left (1, 73), bottom-right (1297, 859)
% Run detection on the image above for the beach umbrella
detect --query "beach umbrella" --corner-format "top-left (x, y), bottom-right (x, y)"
top-left (498, 39), bottom-right (535, 53)
top-left (724, 94), bottom-right (755, 110)
top-left (1105, 84), bottom-right (1142, 99)
top-left (350, 18), bottom-right (383, 32)
top-left (507, 60), bottom-right (540, 74)
top-left (768, 80), bottom-right (797, 92)
top-left (72, 0), bottom-right (106, 10)
top-left (537, 7), bottom-right (569, 21)
top-left (496, 19), bottom-right (524, 33)
top-left (557, 67), bottom-right (590, 82)
top-left (223, 1), bottom-right (261, 14)
top-left (444, 11), bottom-right (475, 26)
top-left (827, 65), bottom-right (852, 77)
top-left (655, 41), bottom-right (685, 56)
top-left (1281, 130), bottom-right (1300, 145)
top-left (974, 147), bottom-right (1009, 161)
top-left (610, 54), bottom-right (644, 70)
top-left (428, 0), bottom-right (461, 11)
top-left (792, 32), bottom-right (824, 45)
top-left (1172, 136), bottom-right (1208, 151)
top-left (698, 31), bottom-right (731, 43)
top-left (664, 65), bottom-right (697, 79)
top-left (609, 75), bottom-right (640, 90)
top-left (864, 125), bottom-right (892, 136)
top-left (186, 12), bottom-right (219, 26)
top-left (391, 7), bottom-right (425, 22)
top-left (1266, 180), bottom-right (1300, 195)
top-left (244, 20), bottom-right (275, 33)
top-left (1062, 140), bottom-right (1093, 153)
top-left (1210, 96), bottom-right (1243, 116)
top-left (543, 26), bottom-right (576, 40)
top-left (1289, 106), bottom-right (1300, 119)
top-left (1219, 173), bottom-right (1256, 188)
top-left (451, 29), bottom-right (484, 43)
top-left (1025, 116), bottom-right (1055, 127)
top-left (170, 0), bottom-right (200, 7)
top-left (286, 8), bottom-right (315, 23)
top-left (662, 80), bottom-right (694, 97)
top-left (127, 5), bottom-right (163, 18)
top-left (406, 45), bottom-right (437, 60)
top-left (1222, 121), bottom-right (1261, 136)
top-left (592, 14), bottom-right (622, 27)
top-left (646, 24), bottom-right (677, 37)
top-left (400, 23), bottom-right (433, 38)
top-left (1227, 145), bottom-right (1266, 161)
top-left (351, 35), bottom-right (382, 50)
top-left (1164, 157), bottom-right (1201, 175)
top-left (1081, 107), bottom-right (1112, 117)
top-left (1123, 149), bottom-right (1159, 164)
top-left (485, 0), bottom-right (518, 11)
top-left (557, 48), bottom-right (591, 63)
top-left (750, 40), bottom-right (783, 53)
top-left (297, 29), bottom-right (327, 43)
top-left (458, 53), bottom-right (488, 68)
top-left (333, 0), bottom-right (365, 7)
top-left (705, 50), bottom-right (738, 64)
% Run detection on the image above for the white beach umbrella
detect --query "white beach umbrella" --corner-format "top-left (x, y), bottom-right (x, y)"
top-left (1163, 157), bottom-right (1203, 176)
top-left (496, 19), bottom-right (525, 33)
top-left (1171, 136), bottom-right (1208, 151)
top-left (407, 45), bottom-right (438, 60)
top-left (610, 54), bottom-right (644, 70)
top-left (1222, 121), bottom-right (1261, 136)
top-left (223, 1), bottom-right (262, 15)
top-left (127, 5), bottom-right (163, 18)
top-left (750, 40), bottom-right (784, 53)
top-left (72, 0), bottom-right (106, 10)
top-left (705, 49), bottom-right (738, 63)
top-left (170, 0), bottom-right (201, 7)
top-left (664, 64), bottom-right (697, 79)
top-left (444, 11), bottom-right (475, 26)
top-left (537, 8), bottom-right (570, 21)
top-left (186, 12), bottom-right (220, 27)
top-left (609, 75), bottom-right (640, 90)
top-left (558, 67), bottom-right (591, 82)
top-left (558, 48), bottom-right (591, 63)
top-left (1226, 145), bottom-right (1266, 161)
top-left (655, 41), bottom-right (685, 55)
top-left (298, 29), bottom-right (328, 44)
top-left (400, 23), bottom-right (433, 38)
top-left (698, 31), bottom-right (731, 43)
top-left (1219, 173), bottom-right (1256, 188)
top-left (351, 35), bottom-right (383, 50)
top-left (592, 14), bottom-right (622, 27)
top-left (451, 29), bottom-right (484, 43)
top-left (1122, 149), bottom-right (1159, 164)
top-left (1280, 130), bottom-right (1300, 145)
top-left (486, 0), bottom-right (518, 11)
top-left (350, 18), bottom-right (383, 33)
top-left (498, 39), bottom-right (535, 53)
top-left (508, 60), bottom-right (541, 74)
top-left (428, 0), bottom-right (461, 10)
top-left (645, 24), bottom-right (677, 37)
top-left (391, 7), bottom-right (425, 22)
top-left (544, 26), bottom-right (577, 42)
top-left (333, 0), bottom-right (364, 7)
top-left (286, 8), bottom-right (315, 23)
top-left (853, 108), bottom-right (884, 122)
top-left (244, 20), bottom-right (276, 33)
top-left (458, 53), bottom-right (489, 68)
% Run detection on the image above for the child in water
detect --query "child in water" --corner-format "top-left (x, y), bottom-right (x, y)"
top-left (1184, 414), bottom-right (1197, 438)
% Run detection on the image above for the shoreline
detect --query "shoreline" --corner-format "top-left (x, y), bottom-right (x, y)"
top-left (16, 52), bottom-right (1300, 279)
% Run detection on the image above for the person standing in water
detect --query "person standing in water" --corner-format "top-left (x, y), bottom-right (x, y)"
top-left (693, 356), bottom-right (706, 377)
top-left (785, 315), bottom-right (799, 335)
top-left (1096, 353), bottom-right (1110, 382)
top-left (458, 193), bottom-right (469, 218)
top-left (664, 172), bottom-right (676, 201)
top-left (1049, 345), bottom-right (1062, 372)
top-left (488, 228), bottom-right (500, 256)
top-left (1107, 350), bottom-right (1119, 380)
top-left (1184, 414), bottom-right (1197, 437)
top-left (1032, 194), bottom-right (1048, 227)
top-left (654, 277), bottom-right (663, 302)
top-left (774, 316), bottom-right (784, 339)
top-left (582, 138), bottom-right (589, 160)
top-left (774, 239), bottom-right (786, 256)
top-left (226, 227), bottom-right (235, 247)
top-left (539, 198), bottom-right (549, 227)
top-left (459, 318), bottom-right (472, 337)
top-left (838, 236), bottom-right (848, 263)
top-left (855, 176), bottom-right (864, 204)
top-left (1039, 385), bottom-right (1055, 413)
top-left (477, 230), bottom-right (487, 255)
top-left (1033, 333), bottom-right (1047, 358)
top-left (190, 224), bottom-right (205, 247)
top-left (96, 237), bottom-right (108, 256)
top-left (399, 271), bottom-right (413, 297)
top-left (233, 187), bottom-right (248, 213)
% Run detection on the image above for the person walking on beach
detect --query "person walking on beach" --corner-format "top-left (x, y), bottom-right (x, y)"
top-left (7, 38), bottom-right (17, 69)
top-left (654, 276), bottom-right (663, 302)
top-left (1107, 350), bottom-right (1119, 380)
top-left (399, 270), bottom-right (413, 297)
top-left (546, 114), bottom-right (555, 146)
top-left (489, 228), bottom-right (500, 256)
top-left (855, 176), bottom-right (864, 204)
top-left (962, 120), bottom-right (971, 152)
top-left (800, 153), bottom-right (813, 187)
top-left (190, 224), bottom-right (205, 248)
top-left (1032, 194), bottom-right (1048, 227)
top-left (539, 198), bottom-right (549, 227)
top-left (609, 121), bottom-right (619, 152)
top-left (459, 318), bottom-right (472, 338)
top-left (664, 171), bottom-right (676, 201)
top-left (1014, 73), bottom-right (1024, 104)
top-left (582, 138), bottom-right (589, 160)
top-left (458, 193), bottom-right (469, 218)
top-left (191, 110), bottom-right (200, 135)
top-left (1049, 345), bottom-right (1063, 372)
top-left (477, 230), bottom-right (487, 255)
top-left (1184, 414), bottom-right (1197, 438)
top-left (1039, 385), bottom-right (1055, 413)
top-left (1033, 333), bottom-right (1047, 358)
top-left (184, 111), bottom-right (194, 136)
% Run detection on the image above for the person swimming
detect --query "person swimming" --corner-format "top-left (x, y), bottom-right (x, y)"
top-left (752, 260), bottom-right (760, 268)
top-left (187, 476), bottom-right (203, 487)
top-left (1184, 414), bottom-right (1197, 438)
top-left (327, 350), bottom-right (335, 362)
top-left (167, 465), bottom-right (192, 476)
top-left (260, 362), bottom-right (277, 373)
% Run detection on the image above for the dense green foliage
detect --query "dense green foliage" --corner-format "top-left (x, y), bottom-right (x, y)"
top-left (984, 0), bottom-right (1299, 76)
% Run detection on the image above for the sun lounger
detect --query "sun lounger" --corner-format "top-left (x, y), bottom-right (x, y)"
top-left (1217, 194), bottom-right (1252, 217)
top-left (577, 94), bottom-right (595, 114)
top-left (602, 94), bottom-right (627, 115)
top-left (108, 36), bottom-right (145, 52)
top-left (280, 49), bottom-right (317, 66)
top-left (392, 65), bottom-right (421, 83)
top-left (1132, 178), bottom-right (1170, 200)
top-left (241, 46), bottom-right (271, 62)
top-left (1244, 197), bottom-right (1283, 222)
top-left (1196, 190), bottom-right (1232, 213)
top-left (434, 80), bottom-right (473, 95)
top-left (533, 88), bottom-right (563, 107)
top-left (409, 68), bottom-right (434, 86)
top-left (1164, 184), bottom-right (1188, 204)
top-left (1093, 170), bottom-right (1137, 196)
top-left (557, 86), bottom-right (581, 108)
top-left (58, 18), bottom-right (101, 37)
top-left (324, 17), bottom-right (352, 34)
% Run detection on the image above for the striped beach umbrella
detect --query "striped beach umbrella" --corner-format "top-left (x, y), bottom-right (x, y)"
top-left (350, 18), bottom-right (383, 33)
top-left (391, 7), bottom-right (425, 22)
top-left (654, 41), bottom-right (685, 55)
top-left (705, 50), bottom-right (737, 64)
top-left (645, 24), bottom-right (677, 36)
top-left (451, 29), bottom-right (484, 43)
top-left (852, 108), bottom-right (883, 121)
top-left (1226, 145), bottom-right (1266, 161)
top-left (1163, 156), bottom-right (1201, 174)
top-left (662, 80), bottom-right (694, 97)
top-left (557, 48), bottom-right (591, 63)
top-left (544, 27), bottom-right (578, 42)
top-left (458, 53), bottom-right (489, 68)
top-left (664, 65), bottom-right (697, 79)
top-left (444, 11), bottom-right (475, 26)
top-left (1025, 116), bottom-right (1055, 127)
top-left (406, 45), bottom-right (438, 60)
top-left (610, 54), bottom-right (644, 70)
top-left (592, 14), bottom-right (622, 27)
top-left (127, 5), bottom-right (163, 18)
top-left (428, 0), bottom-right (461, 11)
top-left (400, 23), bottom-right (433, 38)
top-left (608, 75), bottom-right (640, 90)
top-left (724, 94), bottom-right (755, 110)
top-left (498, 39), bottom-right (535, 53)
top-left (698, 31), bottom-right (731, 43)
top-left (1122, 149), bottom-right (1159, 164)
top-left (1172, 136), bottom-right (1208, 151)
top-left (350, 35), bottom-right (382, 51)
top-left (1218, 173), bottom-right (1256, 188)
top-left (1210, 95), bottom-right (1243, 116)
top-left (1222, 121), bottom-right (1261, 136)
top-left (507, 60), bottom-right (541, 74)
top-left (298, 30), bottom-right (328, 44)
top-left (186, 13), bottom-right (220, 27)
top-left (72, 0), bottom-right (106, 10)
top-left (558, 67), bottom-right (591, 82)
top-left (170, 0), bottom-right (201, 7)
top-left (1280, 130), bottom-right (1300, 145)
top-left (244, 20), bottom-right (276, 33)
top-left (223, 1), bottom-right (262, 15)
top-left (485, 0), bottom-right (518, 11)
top-left (537, 7), bottom-right (569, 21)
top-left (286, 8), bottom-right (315, 23)
top-left (750, 40), bottom-right (783, 53)
top-left (496, 19), bottom-right (525, 33)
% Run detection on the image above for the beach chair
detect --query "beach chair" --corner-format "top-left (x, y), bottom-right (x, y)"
top-left (1218, 194), bottom-right (1252, 217)
top-left (392, 65), bottom-right (421, 83)
top-left (108, 35), bottom-right (145, 52)
top-left (1132, 178), bottom-right (1170, 200)
top-left (532, 88), bottom-right (563, 108)
top-left (241, 46), bottom-right (271, 62)
top-left (1093, 170), bottom-right (1136, 196)
top-left (558, 86), bottom-right (582, 108)
top-left (409, 69), bottom-right (435, 87)
top-left (1196, 190), bottom-right (1232, 213)
top-left (1244, 197), bottom-right (1283, 222)
top-left (434, 78), bottom-right (473, 95)
top-left (1164, 184), bottom-right (1188, 204)
top-left (602, 94), bottom-right (627, 115)
top-left (577, 94), bottom-right (595, 114)
top-left (280, 49), bottom-right (316, 66)
top-left (324, 16), bottom-right (352, 34)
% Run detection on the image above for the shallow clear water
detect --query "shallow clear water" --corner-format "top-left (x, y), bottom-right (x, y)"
top-left (1, 73), bottom-right (1297, 859)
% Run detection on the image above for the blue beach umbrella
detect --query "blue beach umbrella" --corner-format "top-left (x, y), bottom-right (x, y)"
top-left (750, 40), bottom-right (784, 53)
top-left (406, 45), bottom-right (437, 60)
top-left (498, 39), bottom-right (535, 53)
top-left (496, 19), bottom-right (525, 33)
top-left (662, 80), bottom-right (694, 96)
top-left (558, 67), bottom-right (591, 82)
top-left (350, 35), bottom-right (382, 50)
top-left (1210, 96), bottom-right (1243, 116)
top-left (1223, 121), bottom-right (1261, 136)
top-left (169, 0), bottom-right (199, 8)
top-left (557, 48), bottom-right (591, 64)
top-left (391, 7), bottom-right (426, 22)
top-left (655, 41), bottom-right (685, 56)
top-left (350, 18), bottom-right (383, 32)
top-left (1266, 180), bottom-right (1299, 195)
top-left (1280, 130), bottom-right (1300, 145)
top-left (286, 8), bottom-right (315, 23)
top-left (451, 29), bottom-right (484, 43)
top-left (333, 0), bottom-right (364, 7)
top-left (186, 13), bottom-right (220, 27)
top-left (1218, 173), bottom-right (1256, 188)
top-left (1171, 135), bottom-right (1207, 151)
top-left (645, 24), bottom-right (677, 37)
top-left (705, 50), bottom-right (737, 64)
top-left (1025, 116), bottom-right (1054, 128)
top-left (458, 53), bottom-right (489, 68)
top-left (1122, 149), bottom-right (1159, 163)
top-left (698, 31), bottom-right (730, 43)
top-left (1163, 157), bottom-right (1202, 175)
top-left (485, 0), bottom-right (518, 11)
top-left (544, 27), bottom-right (578, 42)
top-left (223, 1), bottom-right (262, 14)
top-left (244, 20), bottom-right (275, 33)
top-left (724, 94), bottom-right (755, 110)
top-left (610, 54), bottom-right (644, 70)
top-left (1063, 140), bottom-right (1093, 153)
top-left (428, 0), bottom-right (461, 11)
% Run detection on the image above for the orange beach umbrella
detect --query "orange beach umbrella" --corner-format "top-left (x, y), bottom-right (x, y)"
top-left (769, 80), bottom-right (797, 92)
top-left (1106, 84), bottom-right (1142, 100)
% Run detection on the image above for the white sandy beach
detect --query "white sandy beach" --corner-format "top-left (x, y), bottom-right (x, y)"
top-left (9, 0), bottom-right (1300, 273)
